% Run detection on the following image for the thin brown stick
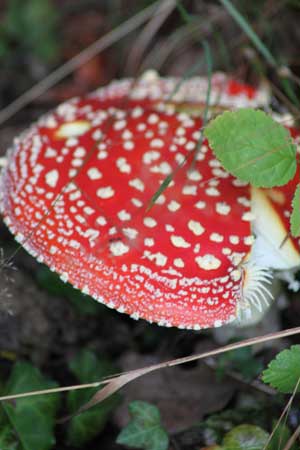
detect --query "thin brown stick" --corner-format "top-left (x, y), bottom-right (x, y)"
top-left (125, 0), bottom-right (176, 74)
top-left (283, 423), bottom-right (300, 450)
top-left (1, 325), bottom-right (299, 407)
top-left (0, 381), bottom-right (109, 402)
top-left (263, 375), bottom-right (300, 450)
top-left (61, 325), bottom-right (300, 419)
top-left (0, 0), bottom-right (165, 126)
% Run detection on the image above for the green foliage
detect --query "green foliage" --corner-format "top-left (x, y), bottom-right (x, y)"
top-left (204, 108), bottom-right (297, 188)
top-left (1, 0), bottom-right (59, 64)
top-left (217, 346), bottom-right (263, 381)
top-left (2, 362), bottom-right (60, 450)
top-left (262, 345), bottom-right (300, 393)
top-left (117, 401), bottom-right (169, 450)
top-left (268, 422), bottom-right (298, 450)
top-left (67, 350), bottom-right (120, 447)
top-left (290, 184), bottom-right (300, 237)
top-left (0, 352), bottom-right (118, 450)
top-left (0, 424), bottom-right (18, 450)
top-left (222, 424), bottom-right (269, 450)
top-left (36, 265), bottom-right (105, 315)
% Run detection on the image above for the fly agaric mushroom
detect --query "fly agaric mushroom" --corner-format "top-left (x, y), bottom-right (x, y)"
top-left (2, 70), bottom-right (294, 330)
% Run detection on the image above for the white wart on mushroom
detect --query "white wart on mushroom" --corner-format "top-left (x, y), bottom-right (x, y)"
top-left (1, 72), bottom-right (298, 330)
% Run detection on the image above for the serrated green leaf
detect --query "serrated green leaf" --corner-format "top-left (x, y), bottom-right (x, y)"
top-left (290, 184), bottom-right (300, 237)
top-left (223, 424), bottom-right (269, 450)
top-left (3, 362), bottom-right (60, 450)
top-left (67, 350), bottom-right (119, 447)
top-left (117, 401), bottom-right (169, 450)
top-left (204, 108), bottom-right (297, 188)
top-left (262, 345), bottom-right (300, 393)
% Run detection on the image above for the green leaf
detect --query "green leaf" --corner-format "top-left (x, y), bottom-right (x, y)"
top-left (204, 108), bottom-right (297, 188)
top-left (262, 345), bottom-right (300, 393)
top-left (223, 424), bottom-right (269, 450)
top-left (67, 350), bottom-right (119, 447)
top-left (290, 184), bottom-right (300, 237)
top-left (217, 346), bottom-right (263, 381)
top-left (3, 362), bottom-right (60, 450)
top-left (117, 401), bottom-right (169, 450)
top-left (267, 422), bottom-right (298, 450)
top-left (0, 425), bottom-right (18, 450)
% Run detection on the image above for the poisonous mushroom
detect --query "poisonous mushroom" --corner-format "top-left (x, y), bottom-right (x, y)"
top-left (2, 70), bottom-right (292, 330)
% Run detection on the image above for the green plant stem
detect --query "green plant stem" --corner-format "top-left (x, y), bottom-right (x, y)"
top-left (219, 0), bottom-right (277, 67)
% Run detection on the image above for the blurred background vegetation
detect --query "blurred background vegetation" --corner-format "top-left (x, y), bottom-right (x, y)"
top-left (0, 1), bottom-right (300, 449)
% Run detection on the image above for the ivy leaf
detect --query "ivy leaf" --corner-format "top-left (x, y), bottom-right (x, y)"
top-left (290, 184), bottom-right (300, 237)
top-left (222, 424), bottom-right (269, 450)
top-left (67, 350), bottom-right (119, 447)
top-left (116, 401), bottom-right (169, 450)
top-left (3, 362), bottom-right (60, 450)
top-left (262, 345), bottom-right (300, 393)
top-left (204, 108), bottom-right (296, 188)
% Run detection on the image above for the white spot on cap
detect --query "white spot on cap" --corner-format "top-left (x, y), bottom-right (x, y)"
top-left (165, 224), bottom-right (174, 232)
top-left (244, 235), bottom-right (255, 246)
top-left (122, 130), bottom-right (133, 140)
top-left (222, 247), bottom-right (232, 255)
top-left (242, 212), bottom-right (255, 221)
top-left (183, 185), bottom-right (197, 195)
top-left (174, 258), bottom-right (185, 268)
top-left (170, 235), bottom-right (191, 248)
top-left (96, 216), bottom-right (107, 226)
top-left (188, 220), bottom-right (205, 236)
top-left (45, 147), bottom-right (57, 158)
top-left (131, 198), bottom-right (143, 207)
top-left (74, 147), bottom-right (86, 158)
top-left (195, 201), bottom-right (206, 209)
top-left (210, 233), bottom-right (224, 243)
top-left (187, 170), bottom-right (202, 181)
top-left (168, 200), bottom-right (181, 212)
top-left (114, 120), bottom-right (126, 130)
top-left (124, 141), bottom-right (134, 150)
top-left (97, 186), bottom-right (115, 199)
top-left (148, 113), bottom-right (159, 124)
top-left (45, 169), bottom-right (59, 187)
top-left (144, 251), bottom-right (167, 266)
top-left (97, 150), bottom-right (108, 159)
top-left (110, 241), bottom-right (129, 256)
top-left (118, 210), bottom-right (131, 221)
top-left (129, 178), bottom-right (144, 191)
top-left (150, 162), bottom-right (171, 175)
top-left (216, 202), bottom-right (231, 215)
top-left (150, 138), bottom-right (164, 148)
top-left (123, 228), bottom-right (138, 239)
top-left (195, 254), bottom-right (221, 270)
top-left (231, 269), bottom-right (242, 281)
top-left (144, 217), bottom-right (157, 228)
top-left (142, 151), bottom-right (160, 164)
top-left (229, 235), bottom-right (240, 245)
top-left (56, 120), bottom-right (91, 138)
top-left (87, 167), bottom-right (102, 180)
top-left (116, 157), bottom-right (131, 173)
top-left (206, 187), bottom-right (220, 197)
top-left (144, 238), bottom-right (154, 247)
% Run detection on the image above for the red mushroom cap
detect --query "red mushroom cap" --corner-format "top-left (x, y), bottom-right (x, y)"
top-left (0, 72), bottom-right (271, 329)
